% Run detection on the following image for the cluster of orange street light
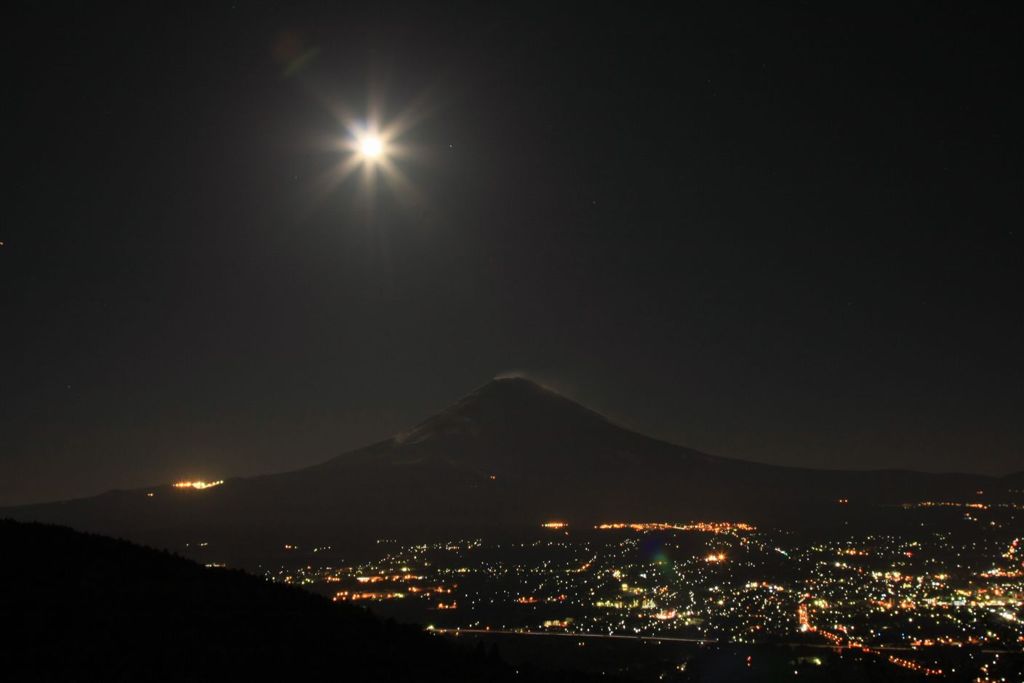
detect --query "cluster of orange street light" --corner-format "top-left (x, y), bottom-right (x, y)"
top-left (594, 521), bottom-right (754, 533)
top-left (173, 480), bottom-right (224, 490)
top-left (905, 501), bottom-right (988, 510)
top-left (801, 600), bottom-right (946, 676)
top-left (334, 590), bottom-right (406, 601)
top-left (887, 655), bottom-right (943, 676)
top-left (356, 573), bottom-right (423, 583)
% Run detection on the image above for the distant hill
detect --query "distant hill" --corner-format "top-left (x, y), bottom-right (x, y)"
top-left (0, 519), bottom-right (605, 682)
top-left (3, 378), bottom-right (1016, 550)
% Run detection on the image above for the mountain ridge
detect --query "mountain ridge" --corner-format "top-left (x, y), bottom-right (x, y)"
top-left (3, 378), bottom-right (1018, 550)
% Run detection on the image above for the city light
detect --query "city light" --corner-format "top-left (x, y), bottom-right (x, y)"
top-left (260, 508), bottom-right (1023, 681)
top-left (173, 480), bottom-right (224, 490)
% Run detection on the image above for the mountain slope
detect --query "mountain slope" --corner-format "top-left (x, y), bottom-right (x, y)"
top-left (3, 378), bottom-right (1014, 548)
top-left (0, 520), bottom-right (604, 682)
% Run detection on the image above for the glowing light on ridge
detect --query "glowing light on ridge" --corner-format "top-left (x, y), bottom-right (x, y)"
top-left (173, 480), bottom-right (224, 490)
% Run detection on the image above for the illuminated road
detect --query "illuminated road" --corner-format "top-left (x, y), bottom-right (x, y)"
top-left (432, 628), bottom-right (1022, 655)
top-left (432, 627), bottom-right (717, 645)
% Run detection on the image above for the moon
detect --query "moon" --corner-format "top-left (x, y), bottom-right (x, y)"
top-left (358, 135), bottom-right (385, 161)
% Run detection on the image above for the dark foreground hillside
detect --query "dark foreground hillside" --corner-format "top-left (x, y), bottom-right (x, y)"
top-left (0, 520), bottom-right (604, 682)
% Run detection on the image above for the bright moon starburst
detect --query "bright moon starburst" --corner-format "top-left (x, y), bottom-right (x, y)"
top-left (307, 95), bottom-right (429, 209)
top-left (358, 134), bottom-right (385, 161)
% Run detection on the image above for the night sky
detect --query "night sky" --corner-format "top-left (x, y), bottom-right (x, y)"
top-left (4, 3), bottom-right (1022, 505)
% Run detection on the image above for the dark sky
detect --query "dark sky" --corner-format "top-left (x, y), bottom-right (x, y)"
top-left (4, 2), bottom-right (1022, 505)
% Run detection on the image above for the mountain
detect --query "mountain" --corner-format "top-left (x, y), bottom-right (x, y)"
top-left (0, 519), bottom-right (604, 682)
top-left (3, 378), bottom-right (1015, 550)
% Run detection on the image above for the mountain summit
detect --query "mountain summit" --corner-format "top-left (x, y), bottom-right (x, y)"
top-left (314, 376), bottom-right (719, 480)
top-left (396, 377), bottom-right (613, 445)
top-left (3, 378), bottom-right (1014, 549)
